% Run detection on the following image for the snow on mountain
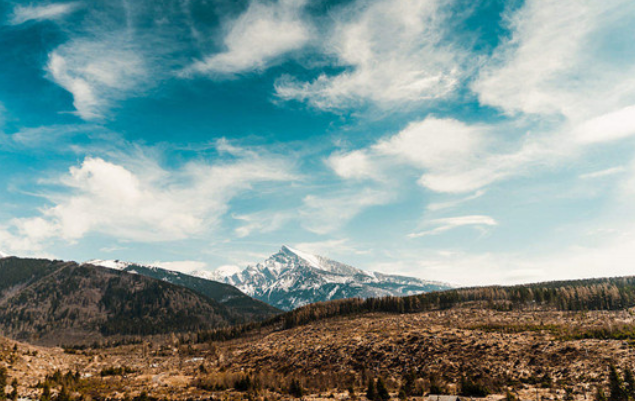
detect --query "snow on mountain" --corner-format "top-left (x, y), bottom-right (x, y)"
top-left (84, 259), bottom-right (135, 270)
top-left (195, 245), bottom-right (452, 310)
top-left (206, 264), bottom-right (243, 279)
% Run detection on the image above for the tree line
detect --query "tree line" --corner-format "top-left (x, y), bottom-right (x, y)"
top-left (196, 275), bottom-right (635, 343)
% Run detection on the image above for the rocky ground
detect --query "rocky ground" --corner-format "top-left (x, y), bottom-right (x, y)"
top-left (2, 308), bottom-right (634, 400)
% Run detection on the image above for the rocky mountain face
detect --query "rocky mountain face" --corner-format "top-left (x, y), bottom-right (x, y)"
top-left (84, 260), bottom-right (281, 321)
top-left (200, 245), bottom-right (451, 310)
top-left (0, 257), bottom-right (272, 346)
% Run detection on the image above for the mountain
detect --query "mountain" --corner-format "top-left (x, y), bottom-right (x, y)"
top-left (201, 245), bottom-right (451, 310)
top-left (0, 257), bottom-right (269, 346)
top-left (85, 259), bottom-right (280, 320)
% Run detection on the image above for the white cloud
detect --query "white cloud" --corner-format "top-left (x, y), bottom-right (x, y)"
top-left (374, 118), bottom-right (486, 171)
top-left (327, 115), bottom-right (579, 194)
top-left (8, 2), bottom-right (80, 25)
top-left (300, 188), bottom-right (392, 234)
top-left (184, 0), bottom-right (310, 75)
top-left (408, 215), bottom-right (497, 238)
top-left (0, 142), bottom-right (296, 253)
top-left (292, 239), bottom-right (369, 258)
top-left (327, 117), bottom-right (506, 194)
top-left (573, 104), bottom-right (635, 144)
top-left (275, 0), bottom-right (463, 110)
top-left (326, 150), bottom-right (381, 181)
top-left (427, 190), bottom-right (486, 211)
top-left (327, 117), bottom-right (493, 192)
top-left (579, 166), bottom-right (626, 180)
top-left (232, 210), bottom-right (293, 238)
top-left (473, 0), bottom-right (635, 121)
top-left (151, 260), bottom-right (208, 274)
top-left (46, 36), bottom-right (148, 120)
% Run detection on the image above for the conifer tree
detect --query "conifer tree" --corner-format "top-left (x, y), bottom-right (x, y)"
top-left (624, 367), bottom-right (635, 400)
top-left (366, 378), bottom-right (376, 401)
top-left (289, 378), bottom-right (303, 398)
top-left (40, 382), bottom-right (51, 401)
top-left (400, 370), bottom-right (416, 397)
top-left (376, 378), bottom-right (390, 401)
top-left (0, 367), bottom-right (7, 401)
top-left (609, 365), bottom-right (628, 401)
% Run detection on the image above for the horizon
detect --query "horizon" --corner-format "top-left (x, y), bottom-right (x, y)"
top-left (2, 244), bottom-right (633, 290)
top-left (1, 0), bottom-right (635, 287)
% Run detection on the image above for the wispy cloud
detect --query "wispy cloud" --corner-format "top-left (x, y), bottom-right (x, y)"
top-left (292, 238), bottom-right (370, 258)
top-left (427, 190), bottom-right (486, 211)
top-left (473, 0), bottom-right (635, 121)
top-left (275, 0), bottom-right (464, 110)
top-left (300, 188), bottom-right (393, 234)
top-left (408, 215), bottom-right (497, 238)
top-left (46, 35), bottom-right (148, 120)
top-left (183, 0), bottom-right (310, 76)
top-left (579, 166), bottom-right (626, 180)
top-left (8, 2), bottom-right (80, 25)
top-left (232, 210), bottom-right (294, 238)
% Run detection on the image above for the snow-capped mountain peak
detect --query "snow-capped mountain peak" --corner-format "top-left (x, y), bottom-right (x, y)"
top-left (204, 245), bottom-right (451, 310)
top-left (280, 245), bottom-right (322, 269)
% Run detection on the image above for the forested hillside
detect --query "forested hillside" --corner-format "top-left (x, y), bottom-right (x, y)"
top-left (0, 257), bottom-right (267, 345)
top-left (108, 263), bottom-right (281, 320)
top-left (198, 275), bottom-right (635, 341)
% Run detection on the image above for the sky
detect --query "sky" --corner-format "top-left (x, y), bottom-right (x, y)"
top-left (1, 0), bottom-right (635, 286)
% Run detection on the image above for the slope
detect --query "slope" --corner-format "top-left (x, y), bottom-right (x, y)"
top-left (116, 263), bottom-right (281, 320)
top-left (0, 257), bottom-right (246, 345)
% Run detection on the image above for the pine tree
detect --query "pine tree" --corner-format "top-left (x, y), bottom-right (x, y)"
top-left (609, 365), bottom-right (628, 401)
top-left (348, 386), bottom-right (357, 401)
top-left (376, 378), bottom-right (390, 401)
top-left (366, 378), bottom-right (376, 401)
top-left (624, 367), bottom-right (635, 400)
top-left (400, 370), bottom-right (416, 397)
top-left (289, 378), bottom-right (303, 398)
top-left (0, 367), bottom-right (7, 401)
top-left (40, 382), bottom-right (51, 401)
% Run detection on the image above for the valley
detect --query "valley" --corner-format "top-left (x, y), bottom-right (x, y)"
top-left (1, 253), bottom-right (635, 400)
top-left (1, 308), bottom-right (633, 400)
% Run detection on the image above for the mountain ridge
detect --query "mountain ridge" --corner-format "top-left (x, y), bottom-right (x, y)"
top-left (200, 245), bottom-right (452, 310)
top-left (0, 257), bottom-right (278, 345)
top-left (82, 260), bottom-right (281, 320)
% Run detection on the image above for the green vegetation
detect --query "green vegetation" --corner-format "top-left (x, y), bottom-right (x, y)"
top-left (34, 370), bottom-right (81, 401)
top-left (99, 366), bottom-right (136, 377)
top-left (460, 376), bottom-right (491, 397)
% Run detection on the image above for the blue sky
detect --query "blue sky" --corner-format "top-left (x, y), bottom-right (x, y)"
top-left (1, 0), bottom-right (635, 285)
